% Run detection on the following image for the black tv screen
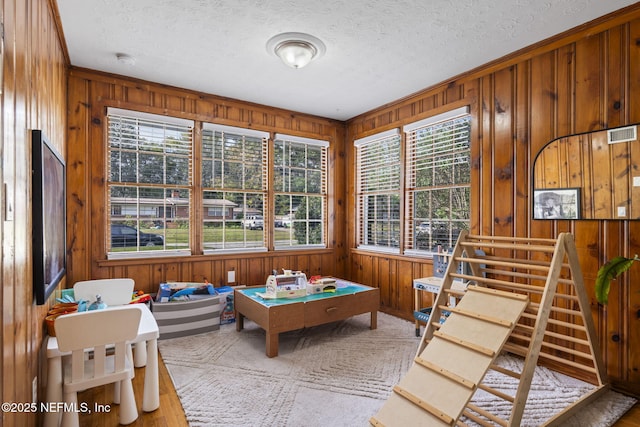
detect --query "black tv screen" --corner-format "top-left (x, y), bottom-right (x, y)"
top-left (32, 130), bottom-right (66, 305)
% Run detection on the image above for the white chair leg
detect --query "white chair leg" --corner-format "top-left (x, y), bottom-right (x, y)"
top-left (61, 391), bottom-right (80, 427)
top-left (113, 381), bottom-right (121, 404)
top-left (127, 343), bottom-right (135, 378)
top-left (118, 379), bottom-right (138, 425)
top-left (134, 341), bottom-right (147, 367)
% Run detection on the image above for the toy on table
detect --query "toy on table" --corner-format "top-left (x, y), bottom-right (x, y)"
top-left (130, 290), bottom-right (152, 304)
top-left (307, 276), bottom-right (337, 294)
top-left (257, 269), bottom-right (308, 299)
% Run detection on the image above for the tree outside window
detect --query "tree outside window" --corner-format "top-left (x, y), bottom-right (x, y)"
top-left (201, 124), bottom-right (268, 251)
top-left (405, 108), bottom-right (471, 254)
top-left (274, 136), bottom-right (328, 248)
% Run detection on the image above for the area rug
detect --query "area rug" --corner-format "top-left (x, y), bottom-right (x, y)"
top-left (158, 313), bottom-right (636, 426)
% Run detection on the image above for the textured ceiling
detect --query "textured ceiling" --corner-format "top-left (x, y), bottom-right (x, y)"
top-left (56, 0), bottom-right (637, 121)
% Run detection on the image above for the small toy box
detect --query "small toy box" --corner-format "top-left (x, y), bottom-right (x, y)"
top-left (150, 294), bottom-right (220, 340)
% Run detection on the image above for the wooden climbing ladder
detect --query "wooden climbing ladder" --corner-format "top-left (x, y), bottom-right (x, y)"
top-left (371, 232), bottom-right (608, 427)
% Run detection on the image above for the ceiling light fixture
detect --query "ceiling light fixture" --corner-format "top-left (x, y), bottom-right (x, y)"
top-left (267, 32), bottom-right (326, 69)
top-left (116, 53), bottom-right (136, 66)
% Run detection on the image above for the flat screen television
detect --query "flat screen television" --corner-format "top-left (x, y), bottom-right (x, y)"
top-left (32, 130), bottom-right (66, 305)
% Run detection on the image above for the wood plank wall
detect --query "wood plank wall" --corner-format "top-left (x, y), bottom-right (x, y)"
top-left (1, 0), bottom-right (68, 426)
top-left (65, 69), bottom-right (348, 292)
top-left (345, 5), bottom-right (640, 395)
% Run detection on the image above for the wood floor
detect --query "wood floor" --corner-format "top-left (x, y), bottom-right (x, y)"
top-left (72, 352), bottom-right (639, 426)
top-left (76, 354), bottom-right (188, 426)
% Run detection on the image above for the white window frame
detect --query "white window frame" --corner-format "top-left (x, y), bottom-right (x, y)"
top-left (106, 108), bottom-right (194, 259)
top-left (273, 133), bottom-right (329, 250)
top-left (354, 129), bottom-right (402, 253)
top-left (201, 123), bottom-right (269, 254)
top-left (403, 106), bottom-right (471, 257)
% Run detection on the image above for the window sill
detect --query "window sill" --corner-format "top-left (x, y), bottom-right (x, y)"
top-left (106, 249), bottom-right (192, 261)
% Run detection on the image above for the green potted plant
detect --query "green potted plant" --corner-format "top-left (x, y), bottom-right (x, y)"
top-left (595, 254), bottom-right (639, 304)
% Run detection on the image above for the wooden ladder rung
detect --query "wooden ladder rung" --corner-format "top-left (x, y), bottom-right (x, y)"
top-left (393, 385), bottom-right (455, 425)
top-left (414, 356), bottom-right (476, 389)
top-left (477, 384), bottom-right (515, 403)
top-left (451, 273), bottom-right (546, 294)
top-left (467, 285), bottom-right (529, 301)
top-left (459, 240), bottom-right (557, 253)
top-left (455, 256), bottom-right (551, 272)
top-left (543, 330), bottom-right (591, 347)
top-left (433, 330), bottom-right (495, 357)
top-left (488, 363), bottom-right (521, 379)
top-left (437, 305), bottom-right (515, 328)
top-left (464, 404), bottom-right (509, 427)
top-left (444, 289), bottom-right (465, 297)
top-left (460, 410), bottom-right (495, 427)
top-left (465, 234), bottom-right (558, 244)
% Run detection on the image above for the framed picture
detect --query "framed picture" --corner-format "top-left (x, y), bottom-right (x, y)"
top-left (32, 130), bottom-right (66, 305)
top-left (533, 188), bottom-right (580, 220)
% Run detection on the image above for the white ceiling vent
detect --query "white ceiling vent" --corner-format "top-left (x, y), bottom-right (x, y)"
top-left (607, 126), bottom-right (637, 144)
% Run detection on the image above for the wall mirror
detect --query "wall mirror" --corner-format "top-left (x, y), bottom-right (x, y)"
top-left (533, 124), bottom-right (639, 220)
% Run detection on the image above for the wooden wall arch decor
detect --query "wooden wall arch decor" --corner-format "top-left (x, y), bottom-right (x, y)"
top-left (532, 124), bottom-right (640, 220)
top-left (372, 232), bottom-right (607, 426)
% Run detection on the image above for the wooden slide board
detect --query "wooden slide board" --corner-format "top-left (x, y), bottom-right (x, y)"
top-left (371, 286), bottom-right (528, 426)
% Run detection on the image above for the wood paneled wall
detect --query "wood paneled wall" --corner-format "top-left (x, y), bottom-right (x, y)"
top-left (1, 0), bottom-right (68, 425)
top-left (66, 69), bottom-right (348, 293)
top-left (346, 5), bottom-right (640, 395)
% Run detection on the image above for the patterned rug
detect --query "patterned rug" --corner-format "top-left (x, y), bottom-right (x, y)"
top-left (158, 312), bottom-right (636, 426)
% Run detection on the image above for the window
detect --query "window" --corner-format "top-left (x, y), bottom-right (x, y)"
top-left (404, 107), bottom-right (471, 254)
top-left (273, 134), bottom-right (328, 249)
top-left (201, 124), bottom-right (269, 252)
top-left (355, 129), bottom-right (401, 252)
top-left (107, 109), bottom-right (194, 257)
top-left (106, 109), bottom-right (331, 258)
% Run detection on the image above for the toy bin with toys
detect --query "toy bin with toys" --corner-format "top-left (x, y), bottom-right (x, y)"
top-left (151, 281), bottom-right (220, 339)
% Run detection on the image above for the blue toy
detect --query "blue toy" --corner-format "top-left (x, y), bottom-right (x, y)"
top-left (169, 284), bottom-right (215, 301)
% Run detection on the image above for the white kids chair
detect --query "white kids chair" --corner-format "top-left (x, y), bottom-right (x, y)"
top-left (54, 305), bottom-right (142, 426)
top-left (73, 278), bottom-right (135, 306)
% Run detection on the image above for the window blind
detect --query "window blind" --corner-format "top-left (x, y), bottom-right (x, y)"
top-left (355, 129), bottom-right (401, 193)
top-left (106, 108), bottom-right (194, 257)
top-left (355, 129), bottom-right (401, 250)
top-left (201, 123), bottom-right (268, 191)
top-left (201, 123), bottom-right (269, 251)
top-left (404, 108), bottom-right (471, 253)
top-left (108, 110), bottom-right (194, 186)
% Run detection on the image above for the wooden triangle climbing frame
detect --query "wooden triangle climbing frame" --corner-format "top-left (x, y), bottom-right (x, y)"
top-left (371, 232), bottom-right (608, 427)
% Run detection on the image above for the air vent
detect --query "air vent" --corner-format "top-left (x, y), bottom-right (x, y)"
top-left (607, 126), bottom-right (637, 144)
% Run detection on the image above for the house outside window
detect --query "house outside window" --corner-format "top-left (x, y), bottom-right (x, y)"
top-left (201, 123), bottom-right (269, 252)
top-left (354, 129), bottom-right (402, 252)
top-left (273, 134), bottom-right (328, 249)
top-left (404, 106), bottom-right (471, 255)
top-left (107, 108), bottom-right (193, 257)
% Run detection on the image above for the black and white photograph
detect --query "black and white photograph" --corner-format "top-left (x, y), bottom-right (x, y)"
top-left (534, 188), bottom-right (581, 220)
